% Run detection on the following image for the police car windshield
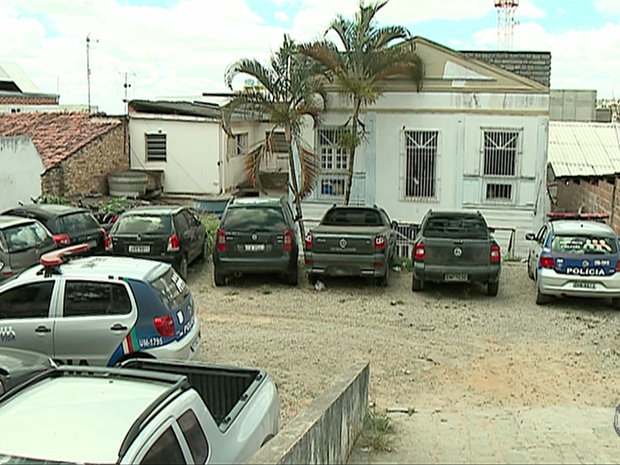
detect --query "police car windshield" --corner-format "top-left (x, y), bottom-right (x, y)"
top-left (551, 234), bottom-right (617, 255)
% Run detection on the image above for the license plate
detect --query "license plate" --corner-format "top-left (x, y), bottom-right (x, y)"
top-left (445, 274), bottom-right (468, 282)
top-left (87, 240), bottom-right (97, 248)
top-left (244, 244), bottom-right (265, 252)
top-left (128, 245), bottom-right (150, 253)
top-left (573, 281), bottom-right (596, 289)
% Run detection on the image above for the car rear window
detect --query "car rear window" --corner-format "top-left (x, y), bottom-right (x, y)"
top-left (322, 208), bottom-right (382, 226)
top-left (2, 222), bottom-right (51, 253)
top-left (424, 216), bottom-right (489, 239)
top-left (56, 212), bottom-right (100, 235)
top-left (222, 206), bottom-right (286, 231)
top-left (551, 234), bottom-right (618, 255)
top-left (114, 214), bottom-right (172, 235)
top-left (150, 267), bottom-right (189, 310)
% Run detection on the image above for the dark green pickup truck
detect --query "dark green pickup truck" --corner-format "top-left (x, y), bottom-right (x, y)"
top-left (411, 210), bottom-right (502, 296)
top-left (304, 206), bottom-right (397, 286)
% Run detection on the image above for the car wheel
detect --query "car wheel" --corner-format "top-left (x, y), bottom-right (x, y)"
top-left (412, 275), bottom-right (424, 292)
top-left (487, 280), bottom-right (499, 297)
top-left (527, 258), bottom-right (534, 280)
top-left (286, 264), bottom-right (299, 286)
top-left (378, 265), bottom-right (390, 287)
top-left (535, 287), bottom-right (549, 305)
top-left (177, 255), bottom-right (188, 280)
top-left (214, 267), bottom-right (226, 287)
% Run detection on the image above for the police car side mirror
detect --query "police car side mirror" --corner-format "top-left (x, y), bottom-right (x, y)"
top-left (525, 233), bottom-right (536, 241)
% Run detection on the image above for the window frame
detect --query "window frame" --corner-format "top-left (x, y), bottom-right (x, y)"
top-left (480, 128), bottom-right (522, 205)
top-left (234, 132), bottom-right (249, 156)
top-left (145, 133), bottom-right (167, 162)
top-left (0, 281), bottom-right (55, 320)
top-left (177, 409), bottom-right (210, 464)
top-left (402, 129), bottom-right (440, 201)
top-left (62, 280), bottom-right (133, 318)
top-left (315, 127), bottom-right (351, 201)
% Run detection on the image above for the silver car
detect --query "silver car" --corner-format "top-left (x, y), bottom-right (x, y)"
top-left (526, 213), bottom-right (620, 307)
top-left (0, 244), bottom-right (201, 366)
top-left (0, 216), bottom-right (57, 281)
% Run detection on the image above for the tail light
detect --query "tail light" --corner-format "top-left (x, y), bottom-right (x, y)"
top-left (53, 234), bottom-right (71, 247)
top-left (216, 229), bottom-right (226, 252)
top-left (616, 261), bottom-right (620, 271)
top-left (305, 233), bottom-right (314, 248)
top-left (374, 235), bottom-right (386, 251)
top-left (283, 229), bottom-right (293, 252)
top-left (540, 256), bottom-right (555, 269)
top-left (490, 244), bottom-right (501, 263)
top-left (153, 314), bottom-right (175, 338)
top-left (104, 233), bottom-right (112, 252)
top-left (414, 243), bottom-right (425, 261)
top-left (167, 233), bottom-right (180, 252)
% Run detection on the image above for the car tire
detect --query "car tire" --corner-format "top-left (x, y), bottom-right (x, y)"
top-left (527, 258), bottom-right (534, 280)
top-left (287, 264), bottom-right (299, 286)
top-left (177, 254), bottom-right (189, 280)
top-left (378, 265), bottom-right (390, 287)
top-left (535, 287), bottom-right (549, 305)
top-left (214, 267), bottom-right (226, 287)
top-left (487, 280), bottom-right (499, 297)
top-left (412, 275), bottom-right (424, 292)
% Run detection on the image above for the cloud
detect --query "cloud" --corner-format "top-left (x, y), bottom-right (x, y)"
top-left (593, 0), bottom-right (620, 16)
top-left (471, 20), bottom-right (620, 98)
top-left (274, 11), bottom-right (290, 22)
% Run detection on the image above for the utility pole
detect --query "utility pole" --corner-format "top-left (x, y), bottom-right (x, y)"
top-left (86, 33), bottom-right (98, 113)
top-left (123, 72), bottom-right (132, 113)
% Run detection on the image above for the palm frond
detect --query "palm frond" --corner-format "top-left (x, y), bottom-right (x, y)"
top-left (224, 58), bottom-right (276, 93)
top-left (298, 41), bottom-right (343, 75)
top-left (294, 137), bottom-right (321, 200)
top-left (369, 25), bottom-right (411, 48)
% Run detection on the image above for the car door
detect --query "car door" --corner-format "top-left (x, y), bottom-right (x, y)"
top-left (181, 210), bottom-right (200, 261)
top-left (53, 279), bottom-right (138, 366)
top-left (530, 224), bottom-right (548, 273)
top-left (0, 279), bottom-right (56, 356)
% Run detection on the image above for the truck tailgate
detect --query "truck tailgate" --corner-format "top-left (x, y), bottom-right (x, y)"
top-left (311, 226), bottom-right (384, 254)
top-left (424, 237), bottom-right (491, 266)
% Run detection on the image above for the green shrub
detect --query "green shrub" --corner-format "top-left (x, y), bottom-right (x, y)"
top-left (197, 213), bottom-right (221, 255)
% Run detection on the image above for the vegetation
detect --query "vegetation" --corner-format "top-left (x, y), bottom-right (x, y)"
top-left (299, 0), bottom-right (425, 204)
top-left (222, 34), bottom-right (327, 239)
top-left (357, 406), bottom-right (394, 452)
top-left (197, 213), bottom-right (220, 255)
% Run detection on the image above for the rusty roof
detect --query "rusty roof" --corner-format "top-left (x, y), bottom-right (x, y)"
top-left (0, 112), bottom-right (121, 170)
top-left (548, 121), bottom-right (620, 177)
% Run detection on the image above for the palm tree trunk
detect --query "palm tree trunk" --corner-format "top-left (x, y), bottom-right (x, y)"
top-left (285, 127), bottom-right (306, 241)
top-left (344, 99), bottom-right (362, 205)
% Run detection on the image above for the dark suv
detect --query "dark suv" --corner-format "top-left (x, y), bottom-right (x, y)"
top-left (213, 197), bottom-right (300, 286)
top-left (107, 206), bottom-right (206, 279)
top-left (2, 205), bottom-right (106, 255)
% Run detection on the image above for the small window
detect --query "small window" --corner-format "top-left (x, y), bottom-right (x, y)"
top-left (150, 268), bottom-right (189, 311)
top-left (0, 282), bottom-right (53, 319)
top-left (483, 131), bottom-right (518, 177)
top-left (551, 235), bottom-right (617, 255)
top-left (318, 128), bottom-right (349, 172)
top-left (221, 206), bottom-right (287, 231)
top-left (322, 208), bottom-right (382, 227)
top-left (146, 133), bottom-right (167, 162)
top-left (266, 131), bottom-right (288, 153)
top-left (178, 410), bottom-right (209, 464)
top-left (140, 427), bottom-right (186, 465)
top-left (320, 177), bottom-right (346, 197)
top-left (486, 183), bottom-right (512, 200)
top-left (235, 133), bottom-right (248, 156)
top-left (405, 130), bottom-right (438, 199)
top-left (64, 281), bottom-right (132, 317)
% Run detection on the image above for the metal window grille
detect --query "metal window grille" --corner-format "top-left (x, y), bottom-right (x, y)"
top-left (405, 131), bottom-right (438, 198)
top-left (318, 128), bottom-right (349, 171)
top-left (235, 133), bottom-right (248, 156)
top-left (320, 176), bottom-right (346, 196)
top-left (395, 222), bottom-right (420, 258)
top-left (483, 131), bottom-right (518, 176)
top-left (265, 131), bottom-right (289, 153)
top-left (146, 134), bottom-right (167, 161)
top-left (486, 183), bottom-right (512, 200)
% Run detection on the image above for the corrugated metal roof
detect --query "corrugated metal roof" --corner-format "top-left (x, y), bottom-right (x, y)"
top-left (548, 121), bottom-right (620, 177)
top-left (0, 61), bottom-right (41, 93)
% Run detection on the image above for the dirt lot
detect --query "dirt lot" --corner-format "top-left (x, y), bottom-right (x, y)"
top-left (186, 260), bottom-right (620, 458)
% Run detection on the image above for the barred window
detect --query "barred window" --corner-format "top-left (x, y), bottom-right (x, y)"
top-left (404, 131), bottom-right (438, 198)
top-left (235, 133), bottom-right (248, 156)
top-left (483, 131), bottom-right (518, 176)
top-left (265, 131), bottom-right (288, 153)
top-left (146, 133), bottom-right (167, 162)
top-left (318, 128), bottom-right (349, 172)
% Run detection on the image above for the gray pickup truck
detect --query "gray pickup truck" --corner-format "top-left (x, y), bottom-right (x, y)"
top-left (304, 205), bottom-right (397, 285)
top-left (411, 210), bottom-right (501, 296)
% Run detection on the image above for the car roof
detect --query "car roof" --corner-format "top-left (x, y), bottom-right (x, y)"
top-left (0, 215), bottom-right (38, 229)
top-left (230, 197), bottom-right (283, 207)
top-left (123, 205), bottom-right (184, 215)
top-left (550, 220), bottom-right (616, 236)
top-left (3, 204), bottom-right (87, 218)
top-left (0, 375), bottom-right (171, 463)
top-left (15, 255), bottom-right (170, 283)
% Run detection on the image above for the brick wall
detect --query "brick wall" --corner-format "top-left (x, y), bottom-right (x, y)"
top-left (41, 125), bottom-right (129, 196)
top-left (555, 177), bottom-right (620, 233)
top-left (459, 51), bottom-right (552, 88)
top-left (0, 96), bottom-right (58, 105)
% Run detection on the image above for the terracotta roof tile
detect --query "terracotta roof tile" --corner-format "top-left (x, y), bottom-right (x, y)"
top-left (0, 112), bottom-right (121, 170)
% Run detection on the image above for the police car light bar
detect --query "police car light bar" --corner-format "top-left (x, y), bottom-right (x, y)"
top-left (547, 212), bottom-right (610, 221)
top-left (40, 244), bottom-right (91, 267)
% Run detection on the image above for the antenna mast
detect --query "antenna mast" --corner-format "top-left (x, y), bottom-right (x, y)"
top-left (86, 33), bottom-right (98, 113)
top-left (495, 0), bottom-right (519, 50)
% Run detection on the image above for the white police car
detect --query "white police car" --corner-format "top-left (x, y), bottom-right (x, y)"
top-left (526, 212), bottom-right (620, 307)
top-left (0, 244), bottom-right (201, 366)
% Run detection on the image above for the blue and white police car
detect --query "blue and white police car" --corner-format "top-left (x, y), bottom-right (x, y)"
top-left (526, 212), bottom-right (620, 307)
top-left (0, 244), bottom-right (201, 366)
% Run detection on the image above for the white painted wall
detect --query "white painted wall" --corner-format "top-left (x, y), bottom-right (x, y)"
top-left (129, 115), bottom-right (223, 195)
top-left (0, 136), bottom-right (45, 210)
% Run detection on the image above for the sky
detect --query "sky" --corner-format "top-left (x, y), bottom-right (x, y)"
top-left (2, 0), bottom-right (620, 115)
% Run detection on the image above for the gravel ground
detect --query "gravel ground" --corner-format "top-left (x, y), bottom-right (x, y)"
top-left (185, 259), bottom-right (620, 428)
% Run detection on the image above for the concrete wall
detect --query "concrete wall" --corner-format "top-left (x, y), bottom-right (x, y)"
top-left (0, 136), bottom-right (45, 210)
top-left (554, 177), bottom-right (620, 234)
top-left (129, 115), bottom-right (223, 195)
top-left (41, 125), bottom-right (127, 196)
top-left (550, 90), bottom-right (596, 122)
top-left (246, 361), bottom-right (370, 465)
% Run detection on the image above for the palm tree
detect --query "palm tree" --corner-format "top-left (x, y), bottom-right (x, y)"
top-left (222, 34), bottom-right (327, 239)
top-left (299, 0), bottom-right (425, 205)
